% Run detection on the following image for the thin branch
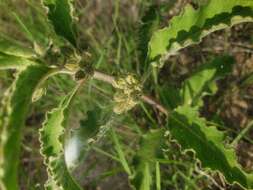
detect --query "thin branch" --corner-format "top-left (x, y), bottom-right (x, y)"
top-left (93, 71), bottom-right (116, 84)
top-left (231, 120), bottom-right (253, 147)
top-left (141, 95), bottom-right (168, 116)
top-left (93, 71), bottom-right (169, 115)
top-left (59, 69), bottom-right (168, 115)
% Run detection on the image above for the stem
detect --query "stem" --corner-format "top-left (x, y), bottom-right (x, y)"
top-left (92, 146), bottom-right (120, 162)
top-left (141, 95), bottom-right (168, 116)
top-left (231, 120), bottom-right (253, 147)
top-left (92, 70), bottom-right (169, 115)
top-left (156, 162), bottom-right (161, 190)
top-left (60, 69), bottom-right (168, 115)
top-left (93, 71), bottom-right (116, 84)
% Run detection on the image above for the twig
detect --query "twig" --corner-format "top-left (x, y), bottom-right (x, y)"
top-left (94, 71), bottom-right (116, 84)
top-left (93, 71), bottom-right (169, 115)
top-left (60, 69), bottom-right (168, 115)
top-left (141, 95), bottom-right (168, 116)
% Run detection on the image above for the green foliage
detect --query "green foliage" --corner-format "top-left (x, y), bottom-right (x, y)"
top-left (111, 128), bottom-right (132, 175)
top-left (39, 84), bottom-right (83, 190)
top-left (159, 84), bottom-right (181, 110)
top-left (240, 72), bottom-right (253, 87)
top-left (138, 4), bottom-right (161, 62)
top-left (0, 65), bottom-right (52, 190)
top-left (159, 56), bottom-right (234, 109)
top-left (1, 0), bottom-right (253, 189)
top-left (130, 130), bottom-right (164, 190)
top-left (42, 0), bottom-right (77, 46)
top-left (148, 0), bottom-right (253, 62)
top-left (180, 56), bottom-right (234, 107)
top-left (0, 37), bottom-right (37, 70)
top-left (0, 53), bottom-right (36, 70)
top-left (0, 38), bottom-right (35, 58)
top-left (138, 1), bottom-right (177, 63)
top-left (167, 105), bottom-right (253, 189)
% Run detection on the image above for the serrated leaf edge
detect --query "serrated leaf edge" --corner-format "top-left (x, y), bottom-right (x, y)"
top-left (148, 1), bottom-right (253, 62)
top-left (0, 65), bottom-right (52, 190)
top-left (39, 84), bottom-right (83, 190)
top-left (167, 106), bottom-right (253, 189)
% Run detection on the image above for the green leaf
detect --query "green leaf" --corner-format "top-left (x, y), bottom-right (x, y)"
top-left (148, 0), bottom-right (253, 61)
top-left (0, 65), bottom-right (52, 190)
top-left (110, 128), bottom-right (132, 175)
top-left (180, 56), bottom-right (234, 107)
top-left (0, 37), bottom-right (36, 58)
top-left (240, 72), bottom-right (253, 87)
top-left (158, 84), bottom-right (181, 110)
top-left (138, 4), bottom-right (161, 62)
top-left (138, 1), bottom-right (177, 63)
top-left (39, 84), bottom-right (83, 190)
top-left (167, 105), bottom-right (253, 189)
top-left (42, 0), bottom-right (77, 46)
top-left (0, 53), bottom-right (36, 70)
top-left (130, 130), bottom-right (164, 190)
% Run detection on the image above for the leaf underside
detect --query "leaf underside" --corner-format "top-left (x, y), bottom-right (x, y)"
top-left (0, 65), bottom-right (52, 190)
top-left (39, 85), bottom-right (82, 190)
top-left (167, 106), bottom-right (253, 189)
top-left (148, 0), bottom-right (253, 61)
top-left (42, 0), bottom-right (77, 46)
